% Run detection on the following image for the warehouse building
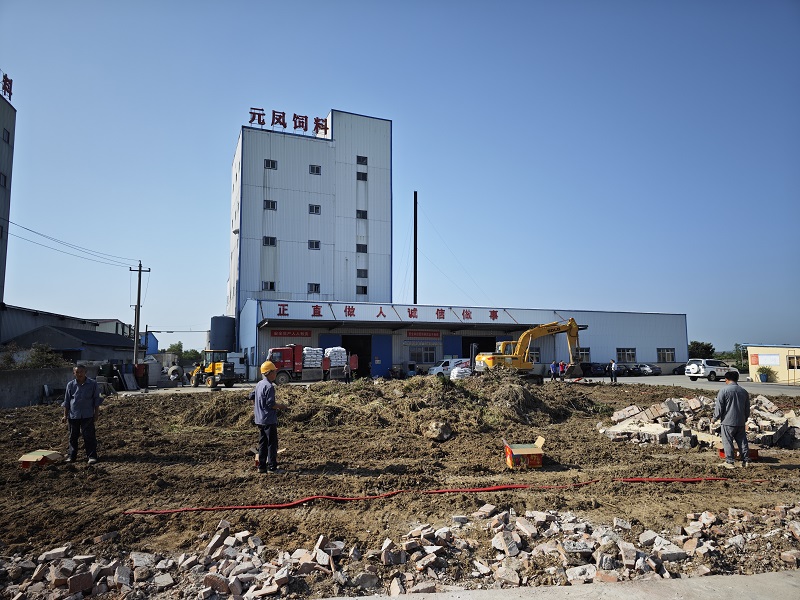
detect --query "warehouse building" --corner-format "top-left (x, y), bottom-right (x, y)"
top-left (227, 108), bottom-right (688, 379)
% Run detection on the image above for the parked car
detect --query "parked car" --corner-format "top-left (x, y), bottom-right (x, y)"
top-left (672, 364), bottom-right (687, 375)
top-left (685, 359), bottom-right (738, 382)
top-left (635, 363), bottom-right (662, 376)
top-left (579, 362), bottom-right (607, 377)
top-left (622, 364), bottom-right (642, 376)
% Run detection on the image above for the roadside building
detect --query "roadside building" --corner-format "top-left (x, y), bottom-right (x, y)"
top-left (227, 107), bottom-right (688, 380)
top-left (7, 325), bottom-right (140, 363)
top-left (746, 345), bottom-right (800, 385)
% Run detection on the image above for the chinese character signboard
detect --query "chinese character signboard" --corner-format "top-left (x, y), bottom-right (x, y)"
top-left (271, 329), bottom-right (311, 338)
top-left (247, 106), bottom-right (328, 137)
top-left (1, 71), bottom-right (12, 100)
top-left (407, 331), bottom-right (441, 339)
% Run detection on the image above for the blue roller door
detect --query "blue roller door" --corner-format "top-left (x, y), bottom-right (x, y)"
top-left (371, 334), bottom-right (392, 377)
top-left (318, 334), bottom-right (342, 350)
top-left (443, 335), bottom-right (461, 358)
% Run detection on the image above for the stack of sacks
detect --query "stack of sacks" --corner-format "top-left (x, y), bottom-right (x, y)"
top-left (324, 346), bottom-right (348, 367)
top-left (302, 347), bottom-right (324, 368)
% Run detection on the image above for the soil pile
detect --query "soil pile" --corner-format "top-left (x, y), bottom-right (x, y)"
top-left (1, 373), bottom-right (798, 597)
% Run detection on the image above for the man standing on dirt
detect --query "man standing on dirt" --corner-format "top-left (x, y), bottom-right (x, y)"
top-left (250, 361), bottom-right (288, 474)
top-left (713, 371), bottom-right (750, 469)
top-left (61, 365), bottom-right (102, 465)
top-left (609, 359), bottom-right (618, 383)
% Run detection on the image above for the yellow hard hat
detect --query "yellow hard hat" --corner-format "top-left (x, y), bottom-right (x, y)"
top-left (260, 360), bottom-right (277, 374)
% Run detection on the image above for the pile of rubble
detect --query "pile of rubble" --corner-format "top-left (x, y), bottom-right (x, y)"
top-left (3, 502), bottom-right (800, 599)
top-left (600, 394), bottom-right (800, 449)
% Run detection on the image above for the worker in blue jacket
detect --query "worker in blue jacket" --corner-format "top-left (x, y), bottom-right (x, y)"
top-left (250, 361), bottom-right (288, 474)
top-left (62, 365), bottom-right (102, 465)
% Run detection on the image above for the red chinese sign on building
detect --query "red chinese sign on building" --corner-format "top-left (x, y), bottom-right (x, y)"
top-left (311, 305), bottom-right (323, 317)
top-left (248, 107), bottom-right (327, 135)
top-left (407, 308), bottom-right (418, 319)
top-left (277, 303), bottom-right (289, 316)
top-left (489, 310), bottom-right (499, 321)
top-left (344, 305), bottom-right (356, 318)
top-left (436, 309), bottom-right (446, 320)
top-left (462, 309), bottom-right (473, 320)
top-left (1, 73), bottom-right (12, 100)
top-left (271, 329), bottom-right (311, 338)
top-left (407, 331), bottom-right (440, 339)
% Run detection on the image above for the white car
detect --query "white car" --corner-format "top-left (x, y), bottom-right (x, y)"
top-left (428, 358), bottom-right (470, 378)
top-left (685, 359), bottom-right (738, 382)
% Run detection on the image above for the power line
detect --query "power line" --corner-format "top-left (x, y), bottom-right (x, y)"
top-left (8, 233), bottom-right (134, 268)
top-left (419, 249), bottom-right (478, 305)
top-left (417, 202), bottom-right (492, 305)
top-left (3, 217), bottom-right (138, 263)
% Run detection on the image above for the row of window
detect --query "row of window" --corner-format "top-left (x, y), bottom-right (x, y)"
top-left (571, 347), bottom-right (676, 363)
top-left (264, 158), bottom-right (368, 180)
top-left (262, 237), bottom-right (369, 253)
top-left (262, 200), bottom-right (368, 220)
top-left (261, 281), bottom-right (368, 295)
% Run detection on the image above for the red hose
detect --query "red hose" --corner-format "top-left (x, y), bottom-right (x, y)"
top-left (122, 477), bottom-right (767, 516)
top-left (123, 481), bottom-right (600, 515)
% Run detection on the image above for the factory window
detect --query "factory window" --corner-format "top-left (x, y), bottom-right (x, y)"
top-left (356, 210), bottom-right (368, 219)
top-left (2, 129), bottom-right (8, 143)
top-left (657, 348), bottom-right (676, 362)
top-left (527, 347), bottom-right (541, 364)
top-left (577, 348), bottom-right (591, 362)
top-left (264, 200), bottom-right (277, 210)
top-left (356, 172), bottom-right (368, 181)
top-left (356, 285), bottom-right (368, 295)
top-left (263, 236), bottom-right (276, 246)
top-left (410, 346), bottom-right (436, 364)
top-left (616, 348), bottom-right (637, 363)
top-left (308, 240), bottom-right (320, 250)
top-left (264, 159), bottom-right (277, 170)
top-left (356, 243), bottom-right (367, 253)
top-left (307, 283), bottom-right (321, 294)
top-left (0, 173), bottom-right (5, 188)
top-left (309, 165), bottom-right (321, 175)
top-left (356, 155), bottom-right (368, 165)
top-left (262, 281), bottom-right (275, 291)
top-left (357, 268), bottom-right (368, 278)
top-left (789, 356), bottom-right (798, 370)
top-left (309, 204), bottom-right (321, 215)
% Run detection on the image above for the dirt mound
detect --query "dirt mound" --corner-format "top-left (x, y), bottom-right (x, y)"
top-left (0, 376), bottom-right (798, 598)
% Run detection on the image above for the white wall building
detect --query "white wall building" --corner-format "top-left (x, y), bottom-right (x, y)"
top-left (226, 107), bottom-right (689, 380)
top-left (0, 85), bottom-right (15, 320)
top-left (227, 109), bottom-right (392, 341)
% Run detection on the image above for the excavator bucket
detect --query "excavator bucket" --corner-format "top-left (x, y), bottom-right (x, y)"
top-left (564, 362), bottom-right (583, 378)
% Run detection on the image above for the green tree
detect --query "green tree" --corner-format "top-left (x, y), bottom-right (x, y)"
top-left (183, 349), bottom-right (202, 364)
top-left (166, 342), bottom-right (184, 361)
top-left (688, 341), bottom-right (715, 359)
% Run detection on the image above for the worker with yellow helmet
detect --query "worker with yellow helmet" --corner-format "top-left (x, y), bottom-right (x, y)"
top-left (249, 360), bottom-right (288, 474)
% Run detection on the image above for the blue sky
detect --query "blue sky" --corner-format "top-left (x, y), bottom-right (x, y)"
top-left (1, 0), bottom-right (798, 353)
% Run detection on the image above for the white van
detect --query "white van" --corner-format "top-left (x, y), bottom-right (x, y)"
top-left (428, 358), bottom-right (470, 378)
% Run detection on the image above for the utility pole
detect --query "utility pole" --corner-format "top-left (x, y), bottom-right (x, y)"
top-left (413, 191), bottom-right (418, 305)
top-left (131, 261), bottom-right (150, 365)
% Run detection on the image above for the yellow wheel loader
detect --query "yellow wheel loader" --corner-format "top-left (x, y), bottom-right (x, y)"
top-left (189, 350), bottom-right (236, 388)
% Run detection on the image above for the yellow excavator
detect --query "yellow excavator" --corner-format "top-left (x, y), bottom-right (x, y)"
top-left (474, 318), bottom-right (586, 383)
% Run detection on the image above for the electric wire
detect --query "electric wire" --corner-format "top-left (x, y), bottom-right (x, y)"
top-left (4, 217), bottom-right (138, 263)
top-left (9, 233), bottom-right (134, 268)
top-left (419, 249), bottom-right (478, 305)
top-left (417, 203), bottom-right (493, 305)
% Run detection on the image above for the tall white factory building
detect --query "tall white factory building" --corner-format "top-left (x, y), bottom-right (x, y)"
top-left (0, 84), bottom-right (16, 316)
top-left (227, 109), bottom-right (392, 329)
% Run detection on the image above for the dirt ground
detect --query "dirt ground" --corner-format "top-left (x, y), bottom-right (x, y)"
top-left (1, 373), bottom-right (799, 595)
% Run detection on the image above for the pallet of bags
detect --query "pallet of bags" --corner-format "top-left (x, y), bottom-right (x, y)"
top-left (325, 346), bottom-right (348, 367)
top-left (302, 347), bottom-right (324, 367)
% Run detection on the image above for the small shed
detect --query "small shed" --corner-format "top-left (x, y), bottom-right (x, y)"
top-left (746, 345), bottom-right (800, 386)
top-left (6, 326), bottom-right (140, 364)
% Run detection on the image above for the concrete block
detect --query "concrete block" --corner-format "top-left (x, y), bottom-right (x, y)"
top-left (227, 576), bottom-right (243, 596)
top-left (130, 552), bottom-right (156, 568)
top-left (410, 580), bottom-right (437, 593)
top-left (657, 544), bottom-right (687, 562)
top-left (353, 572), bottom-right (381, 589)
top-left (205, 532), bottom-right (228, 556)
top-left (113, 565), bottom-right (131, 589)
top-left (203, 573), bottom-right (230, 594)
top-left (38, 546), bottom-right (70, 562)
top-left (639, 530), bottom-right (659, 547)
top-left (452, 515), bottom-right (469, 524)
top-left (493, 566), bottom-right (520, 586)
top-left (515, 517), bottom-right (538, 537)
top-left (780, 550), bottom-right (800, 566)
top-left (414, 553), bottom-right (438, 571)
top-left (154, 573), bottom-right (174, 591)
top-left (594, 569), bottom-right (619, 583)
top-left (273, 566), bottom-right (290, 586)
top-left (67, 572), bottom-right (94, 594)
top-left (566, 564), bottom-right (596, 583)
top-left (472, 560), bottom-right (492, 575)
top-left (389, 576), bottom-right (405, 596)
top-left (492, 531), bottom-right (519, 557)
top-left (788, 521), bottom-right (800, 541)
top-left (613, 517), bottom-right (631, 530)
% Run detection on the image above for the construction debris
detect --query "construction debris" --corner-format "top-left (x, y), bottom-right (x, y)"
top-left (602, 394), bottom-right (800, 449)
top-left (2, 502), bottom-right (800, 599)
